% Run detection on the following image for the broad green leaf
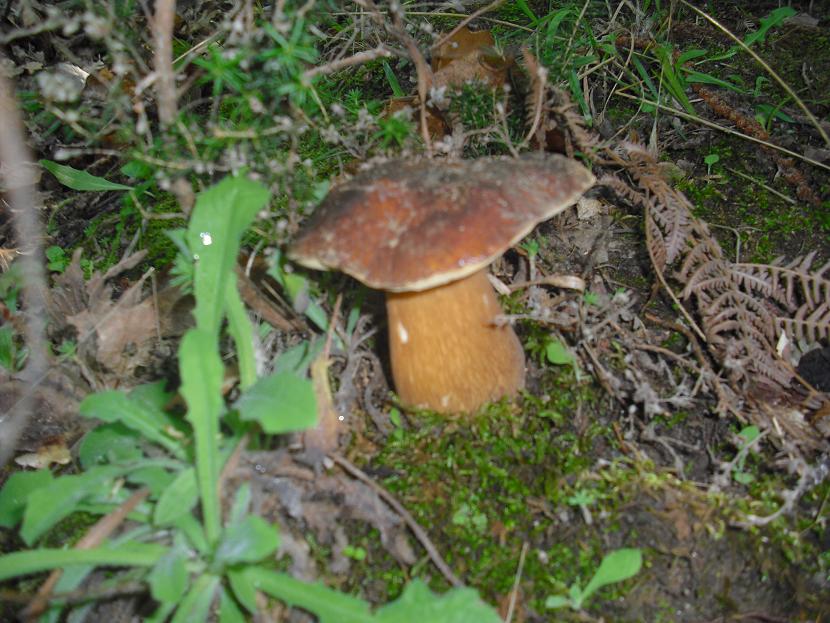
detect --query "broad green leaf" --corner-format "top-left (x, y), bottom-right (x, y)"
top-left (235, 371), bottom-right (317, 434)
top-left (375, 579), bottom-right (502, 623)
top-left (21, 466), bottom-right (120, 545)
top-left (127, 466), bottom-right (176, 497)
top-left (180, 328), bottom-right (224, 544)
top-left (581, 548), bottom-right (643, 602)
top-left (0, 469), bottom-right (53, 528)
top-left (148, 546), bottom-right (189, 603)
top-left (215, 515), bottom-right (279, 565)
top-left (78, 423), bottom-right (143, 468)
top-left (546, 340), bottom-right (575, 366)
top-left (273, 339), bottom-right (324, 377)
top-left (228, 483), bottom-right (252, 528)
top-left (228, 568), bottom-right (258, 614)
top-left (739, 425), bottom-right (761, 444)
top-left (130, 380), bottom-right (176, 413)
top-left (80, 391), bottom-right (185, 459)
top-left (40, 159), bottom-right (132, 191)
top-left (0, 542), bottom-right (166, 582)
top-left (239, 566), bottom-right (372, 623)
top-left (219, 586), bottom-right (247, 623)
top-left (187, 176), bottom-right (269, 336)
top-left (170, 573), bottom-right (220, 623)
top-left (154, 467), bottom-right (198, 525)
top-left (170, 513), bottom-right (209, 555)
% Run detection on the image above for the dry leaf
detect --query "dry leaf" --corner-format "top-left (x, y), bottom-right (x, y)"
top-left (15, 439), bottom-right (71, 469)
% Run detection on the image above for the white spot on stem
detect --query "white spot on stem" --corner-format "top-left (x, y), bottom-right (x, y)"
top-left (397, 322), bottom-right (409, 344)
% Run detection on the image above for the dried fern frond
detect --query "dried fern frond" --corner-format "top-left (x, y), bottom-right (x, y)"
top-left (605, 142), bottom-right (828, 448)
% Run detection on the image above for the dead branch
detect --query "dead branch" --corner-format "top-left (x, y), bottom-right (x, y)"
top-left (0, 69), bottom-right (50, 470)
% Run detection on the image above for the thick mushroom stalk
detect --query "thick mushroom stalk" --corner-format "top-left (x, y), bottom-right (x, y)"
top-left (386, 269), bottom-right (524, 413)
top-left (288, 154), bottom-right (596, 415)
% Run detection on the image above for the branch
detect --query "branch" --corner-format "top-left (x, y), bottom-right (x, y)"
top-left (0, 68), bottom-right (50, 470)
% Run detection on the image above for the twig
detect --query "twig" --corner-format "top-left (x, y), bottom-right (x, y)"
top-left (330, 452), bottom-right (464, 588)
top-left (677, 0), bottom-right (830, 148)
top-left (504, 542), bottom-right (528, 623)
top-left (521, 49), bottom-right (546, 147)
top-left (429, 0), bottom-right (506, 51)
top-left (235, 266), bottom-right (300, 332)
top-left (0, 70), bottom-right (50, 470)
top-left (508, 274), bottom-right (586, 293)
top-left (23, 488), bottom-right (150, 620)
top-left (304, 45), bottom-right (393, 79)
top-left (151, 0), bottom-right (178, 128)
top-left (611, 90), bottom-right (830, 173)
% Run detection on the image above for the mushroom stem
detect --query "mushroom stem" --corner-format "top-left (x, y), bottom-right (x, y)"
top-left (386, 268), bottom-right (525, 413)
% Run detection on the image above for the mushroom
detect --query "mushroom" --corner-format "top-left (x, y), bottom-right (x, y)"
top-left (288, 153), bottom-right (595, 413)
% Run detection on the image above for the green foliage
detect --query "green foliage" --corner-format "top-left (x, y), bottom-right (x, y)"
top-left (0, 176), bottom-right (499, 621)
top-left (40, 159), bottom-right (133, 192)
top-left (545, 548), bottom-right (643, 611)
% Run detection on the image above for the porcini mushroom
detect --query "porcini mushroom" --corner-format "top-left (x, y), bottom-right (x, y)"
top-left (288, 153), bottom-right (595, 413)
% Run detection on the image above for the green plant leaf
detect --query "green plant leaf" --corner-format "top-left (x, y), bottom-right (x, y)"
top-left (227, 483), bottom-right (252, 528)
top-left (78, 423), bottom-right (143, 468)
top-left (682, 70), bottom-right (743, 92)
top-left (382, 61), bottom-right (404, 97)
top-left (148, 546), bottom-right (189, 603)
top-left (0, 542), bottom-right (167, 582)
top-left (224, 275), bottom-right (257, 390)
top-left (215, 515), bottom-right (280, 565)
top-left (238, 566), bottom-right (372, 623)
top-left (127, 466), bottom-right (176, 497)
top-left (170, 573), bottom-right (220, 623)
top-left (154, 467), bottom-right (199, 525)
top-left (40, 159), bottom-right (132, 191)
top-left (187, 176), bottom-right (269, 336)
top-left (580, 548), bottom-right (643, 603)
top-left (79, 391), bottom-right (185, 460)
top-left (235, 371), bottom-right (317, 434)
top-left (219, 586), bottom-right (247, 623)
top-left (514, 0), bottom-right (538, 24)
top-left (545, 340), bottom-right (576, 366)
top-left (744, 7), bottom-right (796, 47)
top-left (544, 594), bottom-right (571, 609)
top-left (21, 466), bottom-right (121, 545)
top-left (180, 328), bottom-right (224, 545)
top-left (227, 568), bottom-right (258, 614)
top-left (375, 579), bottom-right (502, 623)
top-left (273, 339), bottom-right (324, 377)
top-left (0, 469), bottom-right (53, 528)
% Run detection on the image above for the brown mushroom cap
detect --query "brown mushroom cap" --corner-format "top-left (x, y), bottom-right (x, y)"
top-left (288, 153), bottom-right (595, 292)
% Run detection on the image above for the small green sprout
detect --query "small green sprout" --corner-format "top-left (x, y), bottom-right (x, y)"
top-left (546, 548), bottom-right (643, 611)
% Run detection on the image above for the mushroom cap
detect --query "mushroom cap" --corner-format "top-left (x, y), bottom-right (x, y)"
top-left (288, 153), bottom-right (595, 292)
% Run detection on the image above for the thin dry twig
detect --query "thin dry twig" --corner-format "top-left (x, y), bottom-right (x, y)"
top-left (304, 45), bottom-right (393, 79)
top-left (0, 70), bottom-right (50, 470)
top-left (151, 0), bottom-right (178, 128)
top-left (504, 542), bottom-right (528, 623)
top-left (329, 452), bottom-right (464, 588)
top-left (677, 0), bottom-right (830, 148)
